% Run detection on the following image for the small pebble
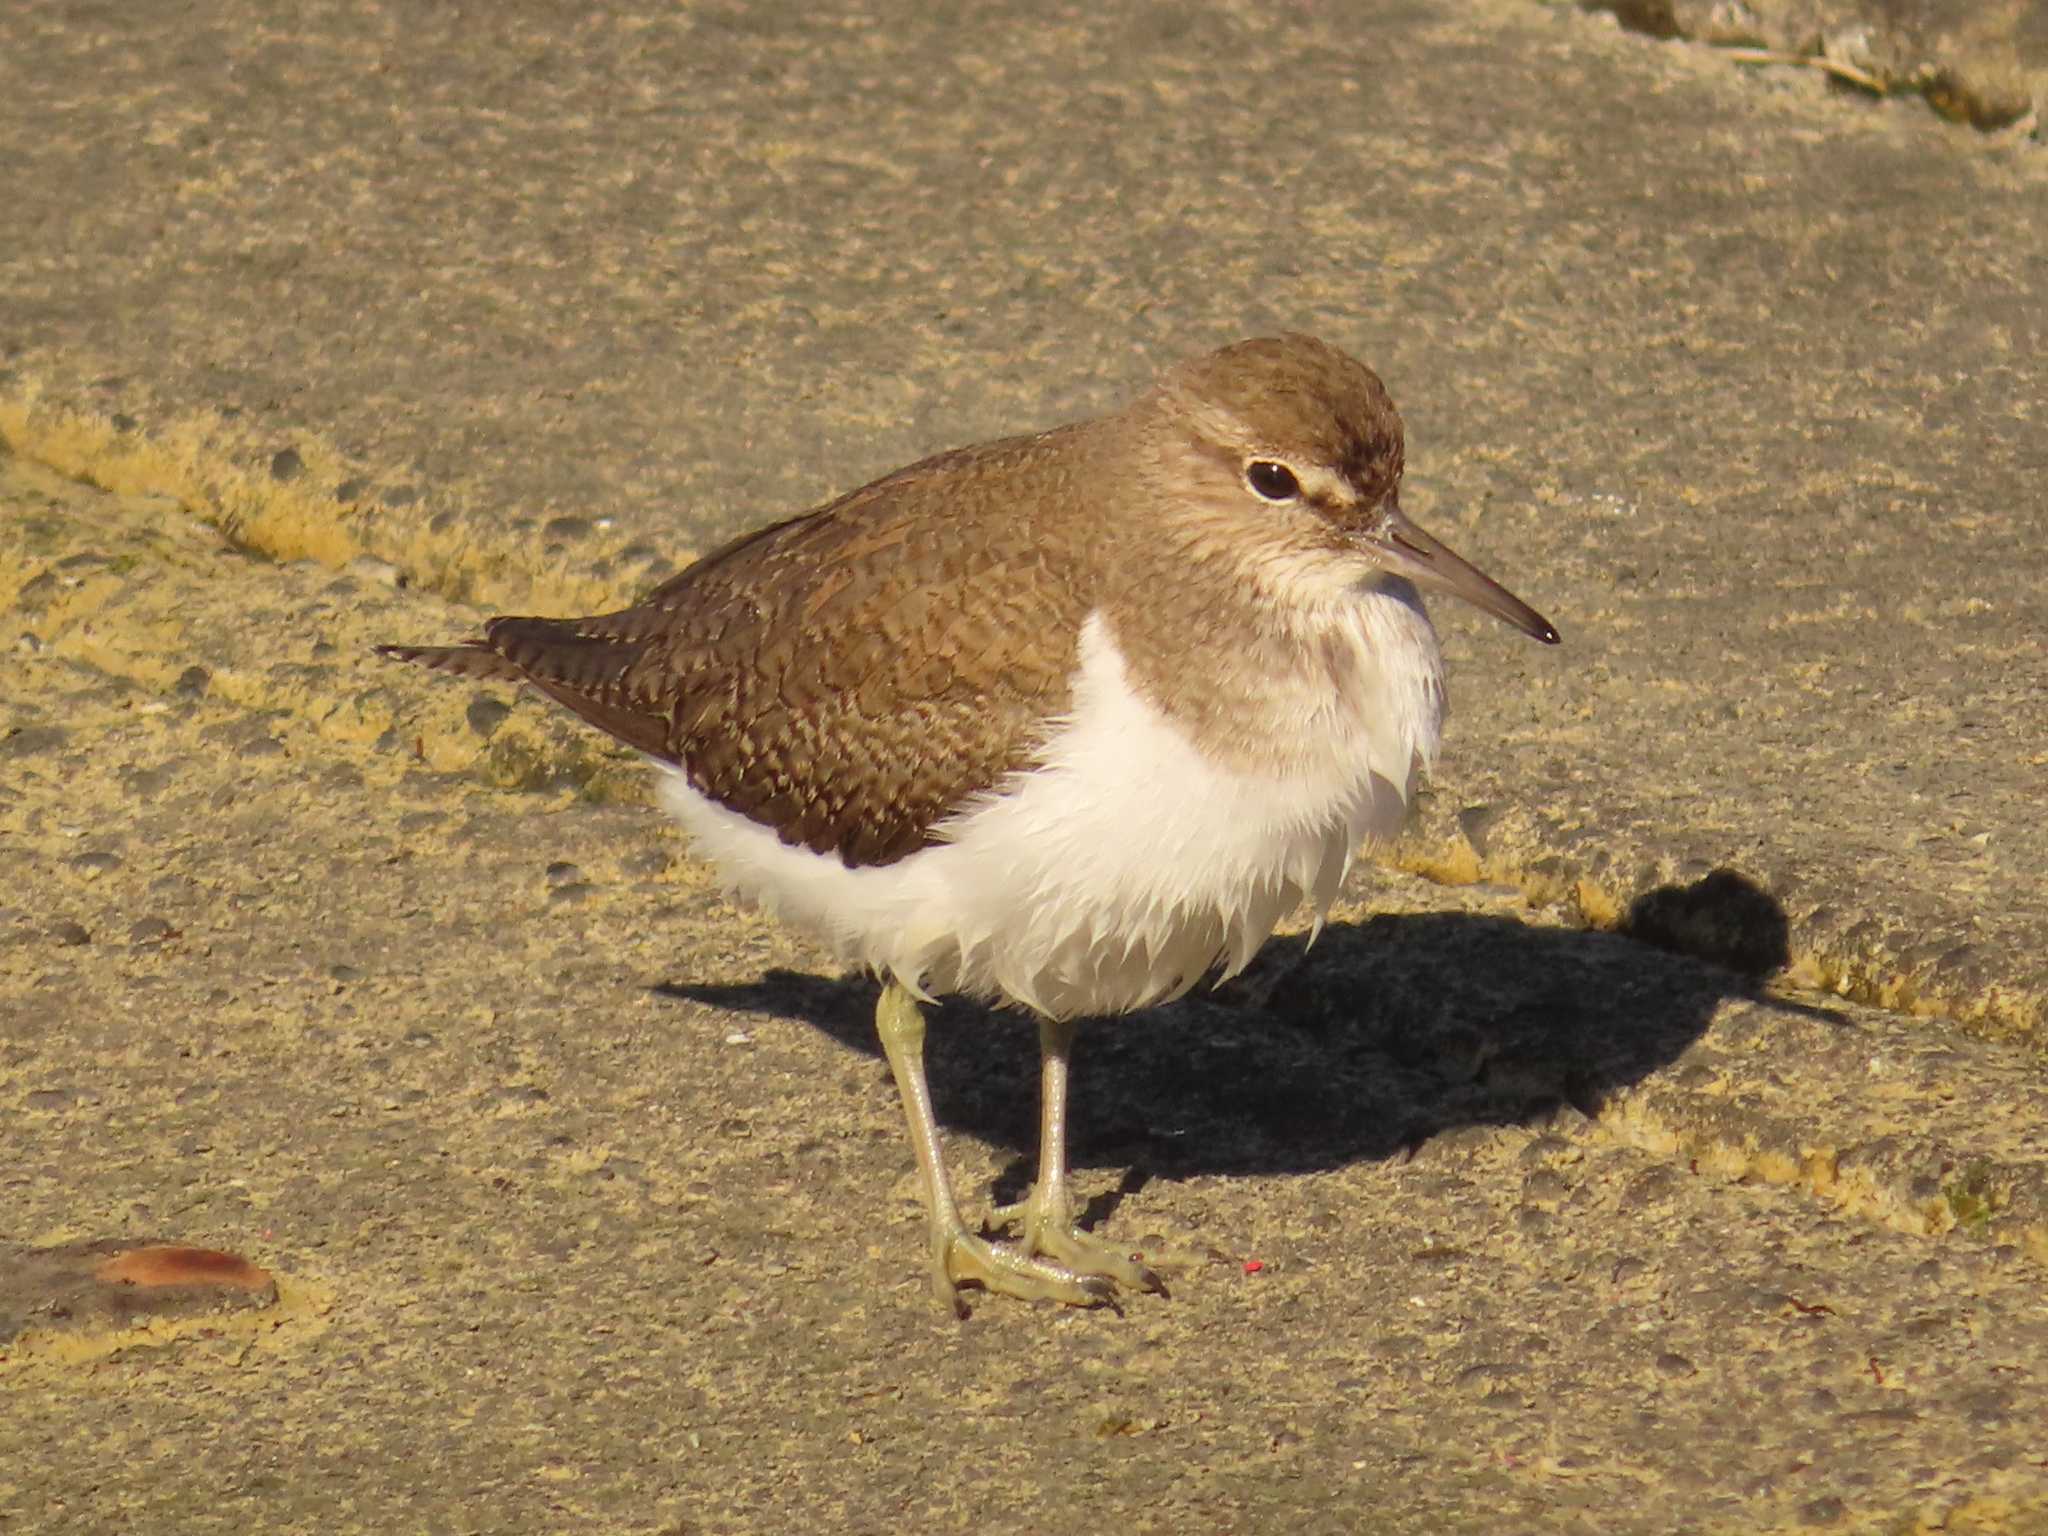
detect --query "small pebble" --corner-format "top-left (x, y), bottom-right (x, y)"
top-left (467, 697), bottom-right (512, 738)
top-left (346, 555), bottom-right (404, 588)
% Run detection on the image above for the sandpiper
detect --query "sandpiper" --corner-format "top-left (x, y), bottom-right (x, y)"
top-left (379, 333), bottom-right (1558, 1314)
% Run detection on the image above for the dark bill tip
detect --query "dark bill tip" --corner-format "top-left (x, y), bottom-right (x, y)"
top-left (1379, 509), bottom-right (1559, 646)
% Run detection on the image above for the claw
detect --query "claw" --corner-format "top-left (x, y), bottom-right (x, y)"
top-left (933, 1223), bottom-right (1120, 1312)
top-left (992, 1186), bottom-right (1166, 1297)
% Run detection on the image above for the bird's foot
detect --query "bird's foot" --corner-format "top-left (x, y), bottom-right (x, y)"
top-left (987, 1187), bottom-right (1166, 1299)
top-left (925, 1216), bottom-right (1116, 1317)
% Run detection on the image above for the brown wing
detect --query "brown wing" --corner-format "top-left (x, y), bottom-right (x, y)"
top-left (380, 426), bottom-right (1107, 868)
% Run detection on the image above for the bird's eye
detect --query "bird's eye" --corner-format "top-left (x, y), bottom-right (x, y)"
top-left (1245, 460), bottom-right (1300, 501)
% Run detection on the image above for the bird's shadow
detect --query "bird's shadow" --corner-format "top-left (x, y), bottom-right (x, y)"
top-left (659, 869), bottom-right (1838, 1219)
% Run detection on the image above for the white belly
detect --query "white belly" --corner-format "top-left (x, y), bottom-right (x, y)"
top-left (656, 601), bottom-right (1444, 1020)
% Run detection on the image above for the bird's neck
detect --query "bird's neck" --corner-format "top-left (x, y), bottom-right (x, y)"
top-left (1096, 522), bottom-right (1445, 785)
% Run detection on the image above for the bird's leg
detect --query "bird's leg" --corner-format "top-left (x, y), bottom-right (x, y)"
top-left (990, 1016), bottom-right (1165, 1296)
top-left (873, 981), bottom-right (1113, 1314)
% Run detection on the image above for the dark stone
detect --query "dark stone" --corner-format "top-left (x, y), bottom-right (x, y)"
top-left (0, 725), bottom-right (69, 757)
top-left (466, 697), bottom-right (513, 738)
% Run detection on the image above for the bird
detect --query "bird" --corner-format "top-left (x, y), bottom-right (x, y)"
top-left (377, 333), bottom-right (1559, 1316)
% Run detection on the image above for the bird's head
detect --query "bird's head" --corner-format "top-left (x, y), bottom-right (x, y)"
top-left (1151, 333), bottom-right (1558, 645)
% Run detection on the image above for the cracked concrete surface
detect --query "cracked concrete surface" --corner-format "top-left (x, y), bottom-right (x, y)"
top-left (3, 2), bottom-right (2046, 1532)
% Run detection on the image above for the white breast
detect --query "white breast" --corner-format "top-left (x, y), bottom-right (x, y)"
top-left (656, 596), bottom-right (1444, 1021)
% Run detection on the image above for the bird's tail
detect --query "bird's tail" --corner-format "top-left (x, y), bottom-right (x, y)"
top-left (376, 623), bottom-right (675, 760)
top-left (374, 642), bottom-right (528, 683)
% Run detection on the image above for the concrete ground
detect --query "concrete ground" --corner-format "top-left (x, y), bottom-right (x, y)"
top-left (3, 2), bottom-right (2045, 1532)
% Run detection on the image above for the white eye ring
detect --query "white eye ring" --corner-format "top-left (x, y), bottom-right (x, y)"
top-left (1244, 460), bottom-right (1301, 501)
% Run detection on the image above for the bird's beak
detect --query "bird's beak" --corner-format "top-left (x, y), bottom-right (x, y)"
top-left (1368, 498), bottom-right (1559, 644)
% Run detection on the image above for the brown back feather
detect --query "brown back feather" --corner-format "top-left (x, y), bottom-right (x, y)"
top-left (379, 424), bottom-right (1109, 867)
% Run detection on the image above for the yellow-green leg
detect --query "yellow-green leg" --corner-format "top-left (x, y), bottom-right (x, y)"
top-left (874, 981), bottom-right (1114, 1315)
top-left (992, 1016), bottom-right (1165, 1296)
